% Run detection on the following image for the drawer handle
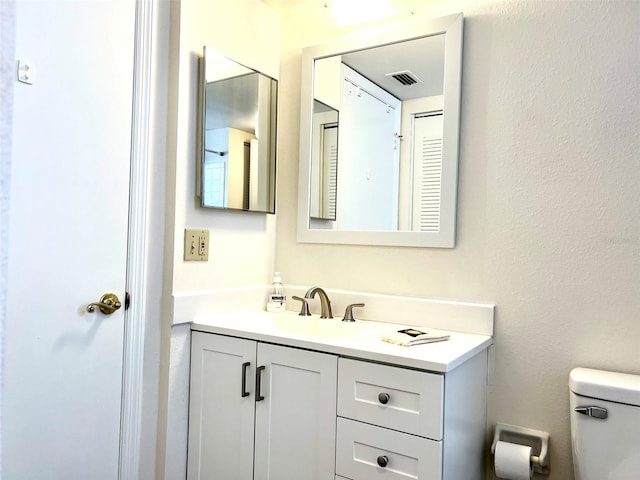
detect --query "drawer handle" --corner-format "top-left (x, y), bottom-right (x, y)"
top-left (378, 392), bottom-right (390, 404)
top-left (377, 455), bottom-right (388, 468)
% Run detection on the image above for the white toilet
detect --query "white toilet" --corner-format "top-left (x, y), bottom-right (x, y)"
top-left (569, 367), bottom-right (640, 480)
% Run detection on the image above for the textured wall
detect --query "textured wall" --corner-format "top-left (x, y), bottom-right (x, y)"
top-left (274, 1), bottom-right (640, 478)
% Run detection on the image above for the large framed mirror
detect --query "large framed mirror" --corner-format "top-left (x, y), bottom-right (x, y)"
top-left (297, 13), bottom-right (463, 247)
top-left (199, 46), bottom-right (278, 214)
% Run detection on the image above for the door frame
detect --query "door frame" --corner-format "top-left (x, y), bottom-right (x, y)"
top-left (119, 0), bottom-right (155, 477)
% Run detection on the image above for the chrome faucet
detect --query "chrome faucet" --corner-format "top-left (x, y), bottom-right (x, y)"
top-left (304, 287), bottom-right (334, 319)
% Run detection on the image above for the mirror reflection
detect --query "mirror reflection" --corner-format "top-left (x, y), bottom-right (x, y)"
top-left (310, 100), bottom-right (339, 221)
top-left (298, 13), bottom-right (463, 248)
top-left (200, 46), bottom-right (277, 213)
top-left (310, 34), bottom-right (445, 231)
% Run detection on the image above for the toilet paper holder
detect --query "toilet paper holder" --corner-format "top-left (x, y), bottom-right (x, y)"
top-left (491, 423), bottom-right (550, 475)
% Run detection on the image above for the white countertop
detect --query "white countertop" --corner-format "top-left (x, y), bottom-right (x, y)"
top-left (191, 311), bottom-right (492, 373)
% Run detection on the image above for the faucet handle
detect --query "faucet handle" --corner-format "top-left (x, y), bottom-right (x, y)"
top-left (292, 296), bottom-right (311, 316)
top-left (342, 303), bottom-right (365, 322)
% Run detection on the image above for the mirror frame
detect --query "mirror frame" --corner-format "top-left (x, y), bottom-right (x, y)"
top-left (297, 13), bottom-right (463, 247)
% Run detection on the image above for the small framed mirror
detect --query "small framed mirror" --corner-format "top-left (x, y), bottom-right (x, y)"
top-left (199, 46), bottom-right (278, 214)
top-left (297, 13), bottom-right (463, 247)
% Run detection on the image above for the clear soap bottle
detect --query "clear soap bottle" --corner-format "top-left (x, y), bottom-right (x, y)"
top-left (266, 272), bottom-right (286, 312)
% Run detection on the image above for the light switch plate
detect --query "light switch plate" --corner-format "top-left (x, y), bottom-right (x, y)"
top-left (17, 60), bottom-right (34, 85)
top-left (184, 229), bottom-right (209, 261)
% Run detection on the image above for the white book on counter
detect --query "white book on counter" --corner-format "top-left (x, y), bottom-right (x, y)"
top-left (381, 327), bottom-right (450, 347)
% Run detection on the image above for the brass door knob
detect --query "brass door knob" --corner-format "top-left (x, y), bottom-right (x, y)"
top-left (86, 293), bottom-right (122, 315)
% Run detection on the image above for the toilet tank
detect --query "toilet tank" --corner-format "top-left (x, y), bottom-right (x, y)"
top-left (569, 368), bottom-right (640, 480)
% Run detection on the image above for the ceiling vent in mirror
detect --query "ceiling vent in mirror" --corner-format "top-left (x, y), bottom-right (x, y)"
top-left (386, 70), bottom-right (423, 86)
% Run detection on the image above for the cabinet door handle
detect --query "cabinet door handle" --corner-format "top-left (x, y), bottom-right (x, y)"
top-left (241, 362), bottom-right (251, 398)
top-left (378, 392), bottom-right (390, 404)
top-left (377, 455), bottom-right (388, 468)
top-left (256, 365), bottom-right (265, 402)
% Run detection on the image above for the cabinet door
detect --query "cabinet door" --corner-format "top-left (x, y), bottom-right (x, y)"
top-left (254, 343), bottom-right (338, 480)
top-left (187, 333), bottom-right (257, 480)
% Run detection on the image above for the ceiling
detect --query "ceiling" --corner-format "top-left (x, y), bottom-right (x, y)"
top-left (260, 0), bottom-right (430, 16)
top-left (340, 33), bottom-right (445, 101)
top-left (260, 0), bottom-right (315, 14)
top-left (205, 74), bottom-right (261, 132)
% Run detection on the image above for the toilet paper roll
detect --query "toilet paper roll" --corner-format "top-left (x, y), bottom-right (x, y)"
top-left (494, 440), bottom-right (533, 480)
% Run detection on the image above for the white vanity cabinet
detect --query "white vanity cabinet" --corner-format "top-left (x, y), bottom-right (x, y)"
top-left (187, 310), bottom-right (493, 480)
top-left (187, 332), bottom-right (338, 480)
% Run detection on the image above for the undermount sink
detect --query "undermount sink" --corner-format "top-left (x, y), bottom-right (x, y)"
top-left (221, 311), bottom-right (405, 343)
top-left (269, 313), bottom-right (369, 339)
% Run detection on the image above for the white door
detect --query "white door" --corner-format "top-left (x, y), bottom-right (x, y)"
top-left (338, 66), bottom-right (401, 231)
top-left (4, 0), bottom-right (135, 478)
top-left (411, 113), bottom-right (444, 232)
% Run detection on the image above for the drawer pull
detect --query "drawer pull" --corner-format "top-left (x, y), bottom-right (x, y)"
top-left (378, 392), bottom-right (390, 404)
top-left (377, 455), bottom-right (388, 468)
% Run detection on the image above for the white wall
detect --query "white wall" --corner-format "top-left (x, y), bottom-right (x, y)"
top-left (275, 1), bottom-right (640, 479)
top-left (167, 0), bottom-right (280, 298)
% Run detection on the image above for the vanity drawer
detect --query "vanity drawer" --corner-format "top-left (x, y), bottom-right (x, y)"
top-left (337, 358), bottom-right (444, 439)
top-left (336, 418), bottom-right (442, 480)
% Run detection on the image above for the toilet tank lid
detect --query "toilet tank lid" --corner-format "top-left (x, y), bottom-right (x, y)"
top-left (570, 368), bottom-right (640, 406)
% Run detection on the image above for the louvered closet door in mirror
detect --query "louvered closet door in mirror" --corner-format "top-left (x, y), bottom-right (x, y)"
top-left (411, 112), bottom-right (443, 232)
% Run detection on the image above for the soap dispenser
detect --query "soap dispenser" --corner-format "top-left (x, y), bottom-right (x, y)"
top-left (266, 272), bottom-right (286, 313)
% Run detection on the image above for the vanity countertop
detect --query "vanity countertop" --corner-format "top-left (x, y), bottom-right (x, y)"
top-left (191, 311), bottom-right (492, 373)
